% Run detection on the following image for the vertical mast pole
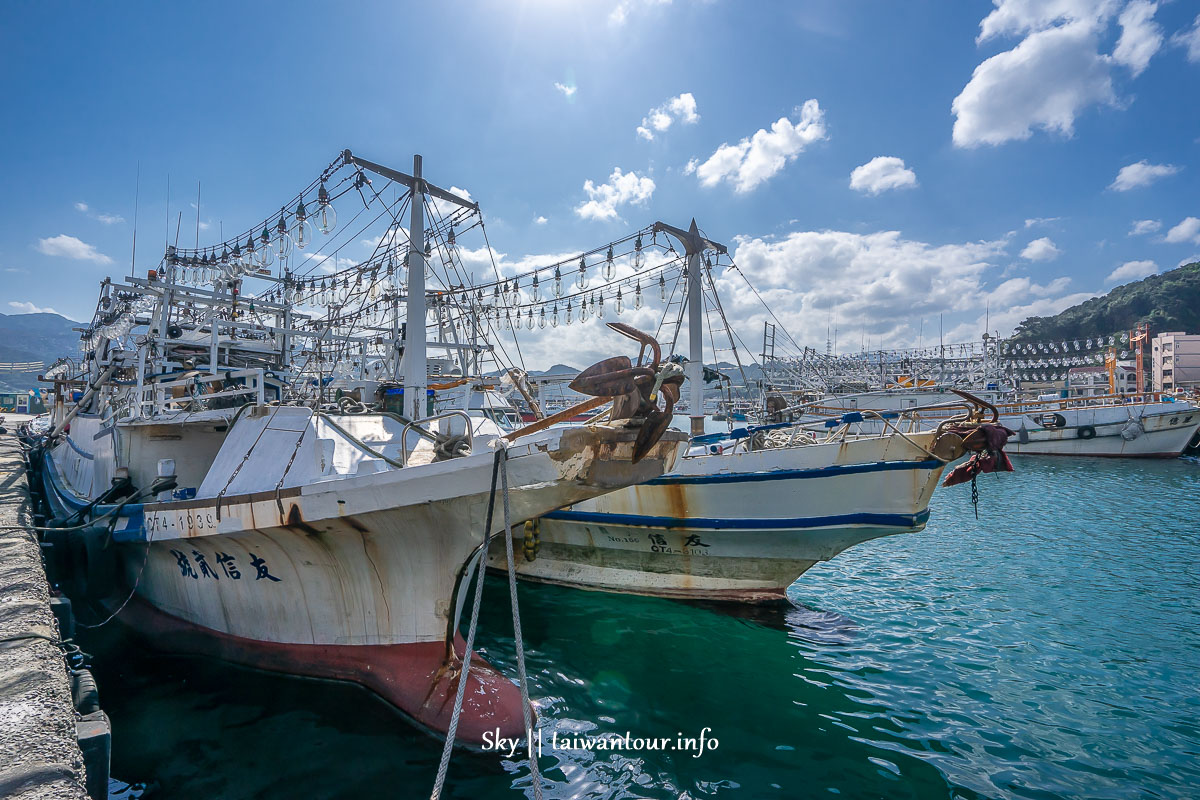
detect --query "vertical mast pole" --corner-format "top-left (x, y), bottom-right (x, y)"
top-left (403, 155), bottom-right (427, 420)
top-left (686, 219), bottom-right (704, 437)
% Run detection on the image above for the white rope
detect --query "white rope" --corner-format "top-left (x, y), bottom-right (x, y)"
top-left (500, 442), bottom-right (543, 799)
top-left (430, 449), bottom-right (501, 800)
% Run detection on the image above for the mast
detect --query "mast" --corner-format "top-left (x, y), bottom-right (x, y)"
top-left (341, 150), bottom-right (477, 420)
top-left (652, 219), bottom-right (726, 438)
top-left (685, 221), bottom-right (704, 436)
top-left (405, 155), bottom-right (427, 419)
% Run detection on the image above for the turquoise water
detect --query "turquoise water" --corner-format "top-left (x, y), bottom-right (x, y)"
top-left (80, 455), bottom-right (1200, 799)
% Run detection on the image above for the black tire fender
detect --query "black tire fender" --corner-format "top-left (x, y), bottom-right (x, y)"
top-left (1077, 425), bottom-right (1096, 440)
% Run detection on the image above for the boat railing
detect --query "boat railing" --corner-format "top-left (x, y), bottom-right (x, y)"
top-left (401, 410), bottom-right (474, 466)
top-left (132, 368), bottom-right (266, 419)
top-left (804, 391), bottom-right (1178, 421)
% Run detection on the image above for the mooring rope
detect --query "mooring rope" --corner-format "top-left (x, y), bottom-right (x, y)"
top-left (430, 447), bottom-right (502, 800)
top-left (499, 441), bottom-right (543, 799)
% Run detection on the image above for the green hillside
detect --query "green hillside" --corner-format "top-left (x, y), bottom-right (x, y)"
top-left (1012, 262), bottom-right (1200, 341)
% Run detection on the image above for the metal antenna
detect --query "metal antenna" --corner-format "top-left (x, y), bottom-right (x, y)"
top-left (131, 161), bottom-right (140, 272)
top-left (195, 181), bottom-right (201, 249)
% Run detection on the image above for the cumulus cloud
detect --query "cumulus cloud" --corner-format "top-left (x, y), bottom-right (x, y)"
top-left (574, 167), bottom-right (656, 221)
top-left (690, 100), bottom-right (827, 193)
top-left (553, 81), bottom-right (577, 99)
top-left (35, 234), bottom-right (113, 264)
top-left (1129, 219), bottom-right (1161, 235)
top-left (952, 20), bottom-right (1115, 147)
top-left (1106, 259), bottom-right (1157, 282)
top-left (1170, 14), bottom-right (1200, 63)
top-left (1165, 216), bottom-right (1200, 244)
top-left (976, 0), bottom-right (1121, 42)
top-left (1109, 159), bottom-right (1179, 190)
top-left (849, 156), bottom-right (918, 196)
top-left (534, 215), bottom-right (548, 225)
top-left (725, 229), bottom-right (1058, 350)
top-left (1112, 1), bottom-right (1163, 76)
top-left (8, 300), bottom-right (59, 315)
top-left (636, 93), bottom-right (700, 140)
top-left (1020, 236), bottom-right (1061, 260)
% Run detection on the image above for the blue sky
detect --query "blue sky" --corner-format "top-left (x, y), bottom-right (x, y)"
top-left (2, 0), bottom-right (1198, 368)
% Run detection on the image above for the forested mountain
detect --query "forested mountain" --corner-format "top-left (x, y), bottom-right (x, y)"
top-left (1012, 262), bottom-right (1200, 341)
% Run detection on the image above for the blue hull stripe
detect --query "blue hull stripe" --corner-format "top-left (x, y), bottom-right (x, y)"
top-left (543, 509), bottom-right (931, 531)
top-left (647, 458), bottom-right (943, 486)
top-left (40, 451), bottom-right (145, 536)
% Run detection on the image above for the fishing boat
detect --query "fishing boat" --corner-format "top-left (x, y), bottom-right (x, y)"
top-left (487, 221), bottom-right (999, 604)
top-left (800, 389), bottom-right (1200, 458)
top-left (28, 151), bottom-right (686, 744)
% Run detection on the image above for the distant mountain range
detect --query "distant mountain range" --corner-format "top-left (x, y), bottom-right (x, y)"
top-left (1012, 261), bottom-right (1200, 342)
top-left (0, 312), bottom-right (80, 392)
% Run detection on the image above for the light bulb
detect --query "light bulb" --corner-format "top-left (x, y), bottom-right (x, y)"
top-left (577, 256), bottom-right (588, 289)
top-left (531, 275), bottom-right (540, 302)
top-left (659, 274), bottom-right (667, 302)
top-left (604, 246), bottom-right (615, 280)
top-left (634, 234), bottom-right (645, 270)
top-left (551, 305), bottom-right (559, 327)
top-left (615, 289), bottom-right (624, 315)
top-left (526, 308), bottom-right (534, 329)
top-left (292, 217), bottom-right (314, 250)
top-left (580, 298), bottom-right (589, 322)
top-left (539, 308), bottom-right (546, 329)
top-left (566, 300), bottom-right (573, 325)
top-left (554, 267), bottom-right (562, 298)
top-left (635, 282), bottom-right (644, 309)
top-left (275, 214), bottom-right (293, 258)
top-left (258, 228), bottom-right (275, 267)
top-left (317, 184), bottom-right (336, 234)
top-left (598, 295), bottom-right (605, 318)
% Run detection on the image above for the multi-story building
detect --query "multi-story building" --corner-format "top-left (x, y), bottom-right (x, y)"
top-left (1152, 332), bottom-right (1200, 393)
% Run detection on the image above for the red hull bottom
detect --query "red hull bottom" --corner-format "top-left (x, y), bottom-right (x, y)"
top-left (114, 595), bottom-right (526, 745)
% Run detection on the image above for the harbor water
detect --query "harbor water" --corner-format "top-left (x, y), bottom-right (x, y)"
top-left (78, 454), bottom-right (1200, 799)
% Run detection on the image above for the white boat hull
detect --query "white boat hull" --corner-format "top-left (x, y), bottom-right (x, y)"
top-left (491, 431), bottom-right (946, 603)
top-left (41, 408), bottom-right (685, 741)
top-left (802, 399), bottom-right (1200, 458)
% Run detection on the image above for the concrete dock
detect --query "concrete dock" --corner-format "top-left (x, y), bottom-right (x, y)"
top-left (0, 425), bottom-right (90, 799)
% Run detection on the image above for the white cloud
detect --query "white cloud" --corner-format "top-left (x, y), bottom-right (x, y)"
top-left (1179, 254), bottom-right (1200, 267)
top-left (609, 0), bottom-right (670, 26)
top-left (1020, 236), bottom-right (1061, 260)
top-left (1106, 259), bottom-right (1157, 282)
top-left (1024, 216), bottom-right (1060, 228)
top-left (1129, 219), bottom-right (1161, 235)
top-left (848, 156), bottom-right (918, 196)
top-left (534, 216), bottom-right (548, 225)
top-left (952, 20), bottom-right (1115, 147)
top-left (726, 229), bottom-right (1059, 350)
top-left (636, 93), bottom-right (700, 140)
top-left (8, 300), bottom-right (59, 315)
top-left (1109, 159), bottom-right (1179, 191)
top-left (553, 81), bottom-right (577, 99)
top-left (1165, 217), bottom-right (1200, 244)
top-left (1112, 1), bottom-right (1162, 76)
top-left (35, 234), bottom-right (113, 264)
top-left (574, 167), bottom-right (656, 221)
top-left (75, 201), bottom-right (125, 225)
top-left (1170, 14), bottom-right (1200, 63)
top-left (976, 0), bottom-right (1120, 42)
top-left (691, 100), bottom-right (827, 193)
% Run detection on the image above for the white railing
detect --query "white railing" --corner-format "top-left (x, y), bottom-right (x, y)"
top-left (133, 368), bottom-right (266, 418)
